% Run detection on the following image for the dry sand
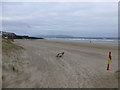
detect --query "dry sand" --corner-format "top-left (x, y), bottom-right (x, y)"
top-left (2, 39), bottom-right (118, 88)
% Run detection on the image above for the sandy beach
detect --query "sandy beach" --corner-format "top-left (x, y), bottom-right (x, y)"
top-left (2, 39), bottom-right (118, 88)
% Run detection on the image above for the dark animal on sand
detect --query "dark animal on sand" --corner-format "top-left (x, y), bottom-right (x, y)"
top-left (56, 52), bottom-right (65, 57)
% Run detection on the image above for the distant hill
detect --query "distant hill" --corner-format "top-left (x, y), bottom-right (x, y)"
top-left (36, 35), bottom-right (74, 38)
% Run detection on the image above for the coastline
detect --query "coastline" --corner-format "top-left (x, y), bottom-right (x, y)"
top-left (45, 37), bottom-right (118, 45)
top-left (42, 39), bottom-right (118, 50)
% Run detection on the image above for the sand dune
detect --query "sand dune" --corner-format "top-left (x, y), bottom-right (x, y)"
top-left (2, 39), bottom-right (118, 88)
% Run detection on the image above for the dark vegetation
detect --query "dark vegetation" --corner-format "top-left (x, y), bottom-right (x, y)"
top-left (2, 31), bottom-right (44, 39)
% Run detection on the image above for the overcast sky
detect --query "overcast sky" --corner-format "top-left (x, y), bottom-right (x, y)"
top-left (1, 2), bottom-right (118, 37)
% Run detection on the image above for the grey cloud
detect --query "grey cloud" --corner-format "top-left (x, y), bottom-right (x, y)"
top-left (2, 2), bottom-right (117, 37)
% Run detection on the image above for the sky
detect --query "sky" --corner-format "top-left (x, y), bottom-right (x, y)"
top-left (1, 2), bottom-right (118, 37)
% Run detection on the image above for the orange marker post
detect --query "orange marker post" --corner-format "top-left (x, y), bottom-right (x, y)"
top-left (107, 52), bottom-right (112, 70)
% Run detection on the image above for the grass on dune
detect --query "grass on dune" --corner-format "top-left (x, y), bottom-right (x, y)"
top-left (2, 39), bottom-right (24, 54)
top-left (2, 39), bottom-right (24, 73)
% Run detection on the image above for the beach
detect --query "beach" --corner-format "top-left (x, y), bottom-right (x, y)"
top-left (2, 39), bottom-right (118, 88)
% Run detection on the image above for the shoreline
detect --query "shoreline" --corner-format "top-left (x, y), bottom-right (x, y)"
top-left (41, 39), bottom-right (118, 50)
top-left (45, 38), bottom-right (119, 44)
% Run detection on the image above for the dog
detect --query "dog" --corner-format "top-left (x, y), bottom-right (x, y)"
top-left (56, 52), bottom-right (65, 57)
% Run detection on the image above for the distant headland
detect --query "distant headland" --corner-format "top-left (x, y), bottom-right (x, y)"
top-left (1, 31), bottom-right (44, 39)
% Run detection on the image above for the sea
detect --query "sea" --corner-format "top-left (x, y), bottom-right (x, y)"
top-left (45, 37), bottom-right (119, 44)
